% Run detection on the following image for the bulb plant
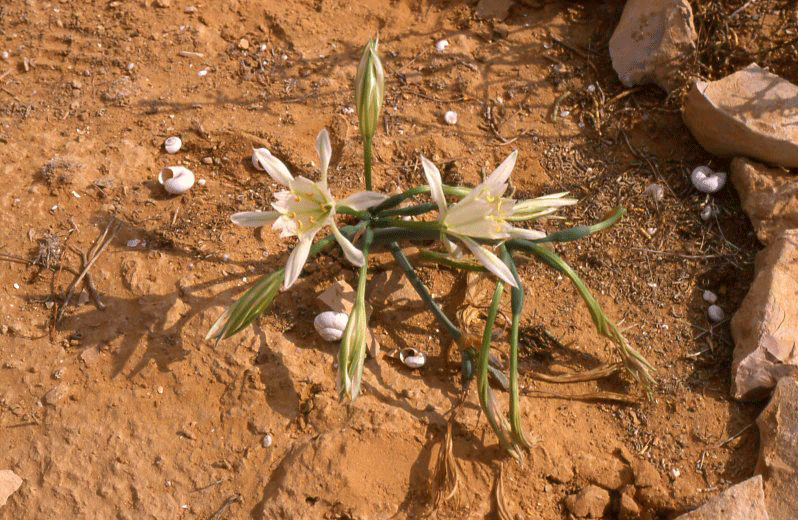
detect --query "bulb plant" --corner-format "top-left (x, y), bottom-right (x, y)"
top-left (208, 38), bottom-right (655, 459)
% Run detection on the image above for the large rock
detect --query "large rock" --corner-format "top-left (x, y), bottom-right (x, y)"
top-left (672, 475), bottom-right (768, 520)
top-left (682, 64), bottom-right (798, 168)
top-left (731, 229), bottom-right (798, 400)
top-left (756, 377), bottom-right (798, 520)
top-left (609, 0), bottom-right (696, 93)
top-left (731, 157), bottom-right (798, 246)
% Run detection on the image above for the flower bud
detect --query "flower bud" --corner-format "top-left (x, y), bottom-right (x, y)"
top-left (354, 37), bottom-right (385, 142)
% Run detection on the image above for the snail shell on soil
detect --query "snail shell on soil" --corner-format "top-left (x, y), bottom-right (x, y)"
top-left (164, 136), bottom-right (182, 154)
top-left (314, 311), bottom-right (349, 342)
top-left (443, 110), bottom-right (458, 125)
top-left (707, 304), bottom-right (725, 322)
top-left (691, 166), bottom-right (727, 193)
top-left (399, 348), bottom-right (427, 369)
top-left (158, 166), bottom-right (195, 195)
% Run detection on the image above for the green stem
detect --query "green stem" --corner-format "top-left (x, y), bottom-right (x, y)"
top-left (370, 184), bottom-right (470, 213)
top-left (499, 245), bottom-right (531, 449)
top-left (371, 217), bottom-right (441, 231)
top-left (388, 242), bottom-right (462, 342)
top-left (347, 227), bottom-right (372, 399)
top-left (376, 203), bottom-right (438, 218)
top-left (477, 280), bottom-right (519, 460)
top-left (363, 136), bottom-right (373, 191)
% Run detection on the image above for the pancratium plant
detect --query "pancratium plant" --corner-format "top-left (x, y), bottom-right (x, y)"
top-left (208, 37), bottom-right (655, 461)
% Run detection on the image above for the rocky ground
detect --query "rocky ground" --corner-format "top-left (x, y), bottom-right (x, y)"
top-left (1, 0), bottom-right (796, 519)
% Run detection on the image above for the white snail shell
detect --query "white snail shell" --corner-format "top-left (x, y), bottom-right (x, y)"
top-left (158, 166), bottom-right (195, 195)
top-left (314, 311), bottom-right (349, 342)
top-left (707, 304), bottom-right (725, 322)
top-left (691, 166), bottom-right (727, 193)
top-left (435, 39), bottom-right (449, 52)
top-left (444, 111), bottom-right (458, 125)
top-left (399, 348), bottom-right (427, 369)
top-left (164, 136), bottom-right (182, 154)
top-left (703, 290), bottom-right (718, 303)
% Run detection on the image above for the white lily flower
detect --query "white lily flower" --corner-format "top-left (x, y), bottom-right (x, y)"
top-left (421, 154), bottom-right (518, 287)
top-left (233, 129), bottom-right (387, 289)
top-left (421, 150), bottom-right (577, 286)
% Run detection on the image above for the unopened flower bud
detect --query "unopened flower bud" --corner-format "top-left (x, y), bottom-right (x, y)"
top-left (354, 37), bottom-right (385, 143)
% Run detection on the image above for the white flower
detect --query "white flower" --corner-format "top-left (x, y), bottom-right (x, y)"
top-left (233, 129), bottom-right (388, 289)
top-left (421, 151), bottom-right (577, 286)
top-left (421, 153), bottom-right (518, 287)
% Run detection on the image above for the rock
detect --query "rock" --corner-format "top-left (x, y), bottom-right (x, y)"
top-left (43, 384), bottom-right (69, 405)
top-left (619, 487), bottom-right (641, 520)
top-left (731, 229), bottom-right (798, 400)
top-left (756, 377), bottom-right (798, 520)
top-left (731, 157), bottom-right (798, 246)
top-left (682, 63), bottom-right (798, 168)
top-left (672, 475), bottom-right (768, 520)
top-left (475, 0), bottom-right (512, 20)
top-left (564, 485), bottom-right (611, 518)
top-left (0, 470), bottom-right (23, 507)
top-left (608, 0), bottom-right (696, 93)
top-left (574, 452), bottom-right (633, 490)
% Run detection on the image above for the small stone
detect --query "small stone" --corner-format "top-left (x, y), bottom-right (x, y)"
top-left (238, 38), bottom-right (250, 50)
top-left (0, 470), bottom-right (23, 507)
top-left (609, 0), bottom-right (697, 92)
top-left (262, 434), bottom-right (273, 448)
top-left (619, 490), bottom-right (641, 520)
top-left (154, 0), bottom-right (171, 7)
top-left (202, 156), bottom-right (213, 165)
top-left (703, 290), bottom-right (718, 303)
top-left (43, 384), bottom-right (69, 405)
top-left (197, 178), bottom-right (206, 186)
top-left (672, 475), bottom-right (768, 520)
top-left (564, 485), bottom-right (610, 518)
top-left (52, 367), bottom-right (65, 380)
top-left (443, 110), bottom-right (458, 125)
top-left (682, 64), bottom-right (798, 168)
top-left (184, 6), bottom-right (197, 13)
top-left (435, 39), bottom-right (449, 52)
top-left (700, 205), bottom-right (717, 221)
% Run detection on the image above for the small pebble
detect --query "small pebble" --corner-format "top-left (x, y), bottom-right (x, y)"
top-left (435, 39), bottom-right (449, 52)
top-left (157, 386), bottom-right (164, 394)
top-left (707, 304), bottom-right (725, 322)
top-left (197, 178), bottom-right (206, 186)
top-left (126, 63), bottom-right (135, 71)
top-left (238, 38), bottom-right (250, 50)
top-left (52, 367), bottom-right (65, 380)
top-left (443, 110), bottom-right (458, 125)
top-left (262, 434), bottom-right (273, 448)
top-left (127, 239), bottom-right (141, 248)
top-left (702, 290), bottom-right (718, 303)
top-left (1, 51), bottom-right (9, 61)
top-left (184, 6), bottom-right (197, 13)
top-left (197, 69), bottom-right (208, 77)
top-left (201, 156), bottom-right (213, 165)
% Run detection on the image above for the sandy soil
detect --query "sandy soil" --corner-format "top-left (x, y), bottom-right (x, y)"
top-left (0, 1), bottom-right (777, 518)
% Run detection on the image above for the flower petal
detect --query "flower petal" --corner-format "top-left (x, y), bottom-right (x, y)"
top-left (339, 191), bottom-right (389, 211)
top-left (230, 211), bottom-right (280, 228)
top-left (331, 225), bottom-right (365, 266)
top-left (508, 227), bottom-right (547, 241)
top-left (316, 128), bottom-right (332, 185)
top-left (485, 149), bottom-right (517, 192)
top-left (252, 148), bottom-right (293, 186)
top-left (458, 236), bottom-right (518, 288)
top-left (420, 155), bottom-right (447, 217)
top-left (283, 236), bottom-right (314, 289)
